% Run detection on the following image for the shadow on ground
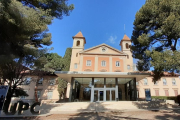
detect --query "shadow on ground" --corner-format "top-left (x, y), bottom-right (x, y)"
top-left (154, 109), bottom-right (180, 120)
top-left (68, 102), bottom-right (143, 120)
top-left (0, 102), bottom-right (64, 119)
top-left (132, 101), bottom-right (179, 109)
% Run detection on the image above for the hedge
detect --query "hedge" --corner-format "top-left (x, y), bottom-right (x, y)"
top-left (151, 96), bottom-right (177, 102)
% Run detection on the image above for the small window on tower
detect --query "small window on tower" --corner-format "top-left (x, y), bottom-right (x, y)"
top-left (76, 53), bottom-right (78, 57)
top-left (126, 43), bottom-right (129, 49)
top-left (76, 41), bottom-right (80, 46)
top-left (127, 55), bottom-right (129, 59)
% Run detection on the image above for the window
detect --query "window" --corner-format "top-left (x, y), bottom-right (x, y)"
top-left (47, 91), bottom-right (53, 99)
top-left (174, 90), bottom-right (178, 96)
top-left (172, 79), bottom-right (176, 85)
top-left (137, 90), bottom-right (139, 98)
top-left (116, 61), bottom-right (120, 67)
top-left (20, 90), bottom-right (28, 99)
top-left (49, 79), bottom-right (55, 85)
top-left (154, 81), bottom-right (158, 85)
top-left (76, 40), bottom-right (80, 46)
top-left (127, 55), bottom-right (129, 59)
top-left (76, 53), bottom-right (78, 57)
top-left (165, 90), bottom-right (169, 96)
top-left (127, 65), bottom-right (130, 70)
top-left (163, 78), bottom-right (167, 85)
top-left (86, 60), bottom-right (91, 66)
top-left (136, 82), bottom-right (139, 85)
top-left (144, 78), bottom-right (148, 85)
top-left (24, 77), bottom-right (31, 85)
top-left (101, 61), bottom-right (106, 67)
top-left (155, 90), bottom-right (159, 96)
top-left (38, 78), bottom-right (43, 85)
top-left (126, 43), bottom-right (129, 49)
top-left (145, 89), bottom-right (151, 100)
top-left (74, 63), bottom-right (77, 69)
top-left (37, 90), bottom-right (41, 98)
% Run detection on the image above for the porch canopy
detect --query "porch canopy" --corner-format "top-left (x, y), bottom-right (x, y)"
top-left (55, 71), bottom-right (151, 82)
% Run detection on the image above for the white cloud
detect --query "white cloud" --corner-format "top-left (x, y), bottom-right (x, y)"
top-left (108, 35), bottom-right (117, 44)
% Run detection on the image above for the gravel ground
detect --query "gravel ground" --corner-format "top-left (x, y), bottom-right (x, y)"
top-left (1, 109), bottom-right (180, 120)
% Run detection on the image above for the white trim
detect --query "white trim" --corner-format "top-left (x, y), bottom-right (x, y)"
top-left (163, 78), bottom-right (167, 85)
top-left (144, 78), bottom-right (148, 85)
top-left (86, 60), bottom-right (91, 66)
top-left (172, 78), bottom-right (176, 85)
top-left (101, 60), bottom-right (106, 67)
top-left (115, 61), bottom-right (120, 67)
top-left (79, 43), bottom-right (128, 55)
top-left (127, 65), bottom-right (130, 70)
top-left (55, 71), bottom-right (151, 75)
top-left (74, 63), bottom-right (78, 69)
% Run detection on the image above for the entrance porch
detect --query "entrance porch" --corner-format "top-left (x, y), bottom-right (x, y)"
top-left (55, 71), bottom-right (150, 102)
top-left (71, 77), bottom-right (137, 102)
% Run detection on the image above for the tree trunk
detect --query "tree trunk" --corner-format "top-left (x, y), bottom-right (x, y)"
top-left (3, 87), bottom-right (13, 112)
top-left (63, 88), bottom-right (67, 102)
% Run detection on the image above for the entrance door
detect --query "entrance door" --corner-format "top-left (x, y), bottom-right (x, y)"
top-left (99, 91), bottom-right (103, 101)
top-left (106, 90), bottom-right (115, 101)
top-left (111, 90), bottom-right (115, 101)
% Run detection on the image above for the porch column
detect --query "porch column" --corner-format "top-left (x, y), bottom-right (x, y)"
top-left (69, 77), bottom-right (74, 102)
top-left (115, 78), bottom-right (118, 101)
top-left (104, 78), bottom-right (106, 101)
top-left (129, 81), bottom-right (132, 100)
top-left (133, 78), bottom-right (137, 101)
top-left (90, 77), bottom-right (94, 102)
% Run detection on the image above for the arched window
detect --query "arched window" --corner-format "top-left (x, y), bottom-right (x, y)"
top-left (126, 43), bottom-right (129, 49)
top-left (172, 78), bottom-right (176, 85)
top-left (101, 61), bottom-right (106, 67)
top-left (163, 78), bottom-right (167, 85)
top-left (76, 40), bottom-right (80, 46)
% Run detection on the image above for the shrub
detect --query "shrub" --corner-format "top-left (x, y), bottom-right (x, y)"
top-left (177, 95), bottom-right (180, 106)
top-left (151, 96), bottom-right (177, 102)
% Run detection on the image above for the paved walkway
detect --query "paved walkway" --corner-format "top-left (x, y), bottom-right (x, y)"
top-left (1, 110), bottom-right (180, 120)
top-left (0, 101), bottom-right (180, 117)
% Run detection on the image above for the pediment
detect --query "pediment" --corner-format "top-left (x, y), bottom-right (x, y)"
top-left (79, 43), bottom-right (127, 55)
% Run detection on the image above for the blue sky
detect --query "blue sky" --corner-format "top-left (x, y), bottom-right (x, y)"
top-left (48, 0), bottom-right (146, 61)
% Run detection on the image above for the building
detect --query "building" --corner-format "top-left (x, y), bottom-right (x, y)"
top-left (14, 31), bottom-right (180, 103)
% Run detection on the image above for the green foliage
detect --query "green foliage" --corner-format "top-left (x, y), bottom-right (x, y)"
top-left (40, 53), bottom-right (64, 72)
top-left (151, 96), bottom-right (177, 102)
top-left (57, 77), bottom-right (67, 99)
top-left (0, 0), bottom-right (73, 105)
top-left (131, 0), bottom-right (180, 82)
top-left (39, 48), bottom-right (72, 72)
top-left (62, 48), bottom-right (72, 71)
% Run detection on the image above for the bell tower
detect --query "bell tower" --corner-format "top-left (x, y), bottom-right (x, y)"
top-left (120, 34), bottom-right (133, 72)
top-left (70, 31), bottom-right (86, 71)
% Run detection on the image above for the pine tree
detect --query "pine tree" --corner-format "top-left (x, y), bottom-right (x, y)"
top-left (0, 0), bottom-right (74, 109)
top-left (131, 0), bottom-right (180, 82)
top-left (62, 48), bottom-right (72, 71)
